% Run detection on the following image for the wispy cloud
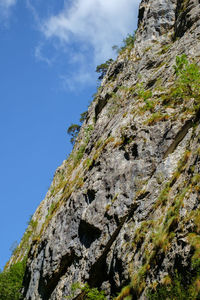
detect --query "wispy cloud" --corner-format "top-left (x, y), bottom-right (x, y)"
top-left (60, 69), bottom-right (95, 92)
top-left (0, 0), bottom-right (17, 20)
top-left (41, 0), bottom-right (140, 64)
top-left (0, 0), bottom-right (16, 8)
top-left (35, 43), bottom-right (53, 66)
top-left (32, 0), bottom-right (140, 89)
top-left (25, 0), bottom-right (40, 25)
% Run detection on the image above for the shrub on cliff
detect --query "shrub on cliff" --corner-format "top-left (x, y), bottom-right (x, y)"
top-left (67, 111), bottom-right (88, 145)
top-left (161, 55), bottom-right (200, 109)
top-left (67, 124), bottom-right (81, 145)
top-left (82, 284), bottom-right (106, 300)
top-left (96, 59), bottom-right (113, 80)
top-left (112, 32), bottom-right (136, 54)
top-left (0, 260), bottom-right (26, 300)
top-left (67, 282), bottom-right (106, 300)
top-left (147, 267), bottom-right (200, 300)
top-left (173, 54), bottom-right (200, 104)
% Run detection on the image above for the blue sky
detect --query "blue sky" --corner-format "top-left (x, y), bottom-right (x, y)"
top-left (0, 0), bottom-right (140, 270)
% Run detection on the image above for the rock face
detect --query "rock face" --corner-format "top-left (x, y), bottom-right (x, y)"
top-left (9, 0), bottom-right (200, 299)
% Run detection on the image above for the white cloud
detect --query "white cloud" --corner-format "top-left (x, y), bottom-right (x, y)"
top-left (60, 69), bottom-right (95, 92)
top-left (33, 0), bottom-right (140, 89)
top-left (35, 43), bottom-right (53, 66)
top-left (26, 0), bottom-right (40, 24)
top-left (0, 0), bottom-right (16, 8)
top-left (0, 0), bottom-right (17, 20)
top-left (42, 0), bottom-right (140, 64)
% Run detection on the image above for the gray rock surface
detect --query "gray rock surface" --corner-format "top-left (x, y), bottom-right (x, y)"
top-left (8, 0), bottom-right (200, 299)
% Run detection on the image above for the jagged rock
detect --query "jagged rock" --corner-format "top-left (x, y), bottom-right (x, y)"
top-left (7, 0), bottom-right (200, 299)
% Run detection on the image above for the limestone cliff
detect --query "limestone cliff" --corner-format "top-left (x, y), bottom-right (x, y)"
top-left (8, 0), bottom-right (200, 299)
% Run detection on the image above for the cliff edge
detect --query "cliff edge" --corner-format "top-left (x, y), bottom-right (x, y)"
top-left (6, 0), bottom-right (200, 299)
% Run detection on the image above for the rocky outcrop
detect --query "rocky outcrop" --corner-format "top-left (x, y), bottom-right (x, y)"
top-left (8, 0), bottom-right (200, 299)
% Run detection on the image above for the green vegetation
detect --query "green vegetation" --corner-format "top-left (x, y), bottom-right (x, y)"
top-left (67, 124), bottom-right (81, 145)
top-left (116, 148), bottom-right (194, 299)
top-left (38, 124), bottom-right (97, 236)
top-left (173, 54), bottom-right (200, 102)
top-left (73, 125), bottom-right (94, 165)
top-left (46, 202), bottom-right (57, 219)
top-left (112, 32), bottom-right (136, 54)
top-left (84, 125), bottom-right (94, 143)
top-left (73, 144), bottom-right (86, 165)
top-left (9, 215), bottom-right (38, 264)
top-left (9, 47), bottom-right (200, 300)
top-left (82, 284), bottom-right (106, 300)
top-left (120, 33), bottom-right (136, 51)
top-left (129, 55), bottom-right (200, 125)
top-left (67, 111), bottom-right (88, 145)
top-left (66, 282), bottom-right (106, 300)
top-left (137, 85), bottom-right (152, 101)
top-left (146, 112), bottom-right (169, 125)
top-left (96, 59), bottom-right (114, 80)
top-left (115, 285), bottom-right (132, 300)
top-left (0, 259), bottom-right (26, 300)
top-left (188, 233), bottom-right (200, 269)
top-left (79, 111), bottom-right (88, 123)
top-left (136, 84), bottom-right (156, 112)
top-left (147, 268), bottom-right (200, 300)
top-left (157, 44), bottom-right (171, 55)
top-left (162, 54), bottom-right (200, 109)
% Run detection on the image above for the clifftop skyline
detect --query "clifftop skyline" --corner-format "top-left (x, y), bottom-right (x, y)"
top-left (2, 0), bottom-right (200, 299)
top-left (0, 0), bottom-right (139, 271)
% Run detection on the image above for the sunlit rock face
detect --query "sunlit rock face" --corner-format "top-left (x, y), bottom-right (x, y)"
top-left (8, 0), bottom-right (200, 299)
top-left (137, 0), bottom-right (176, 40)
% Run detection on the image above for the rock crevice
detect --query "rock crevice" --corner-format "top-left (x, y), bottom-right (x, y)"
top-left (8, 0), bottom-right (200, 299)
